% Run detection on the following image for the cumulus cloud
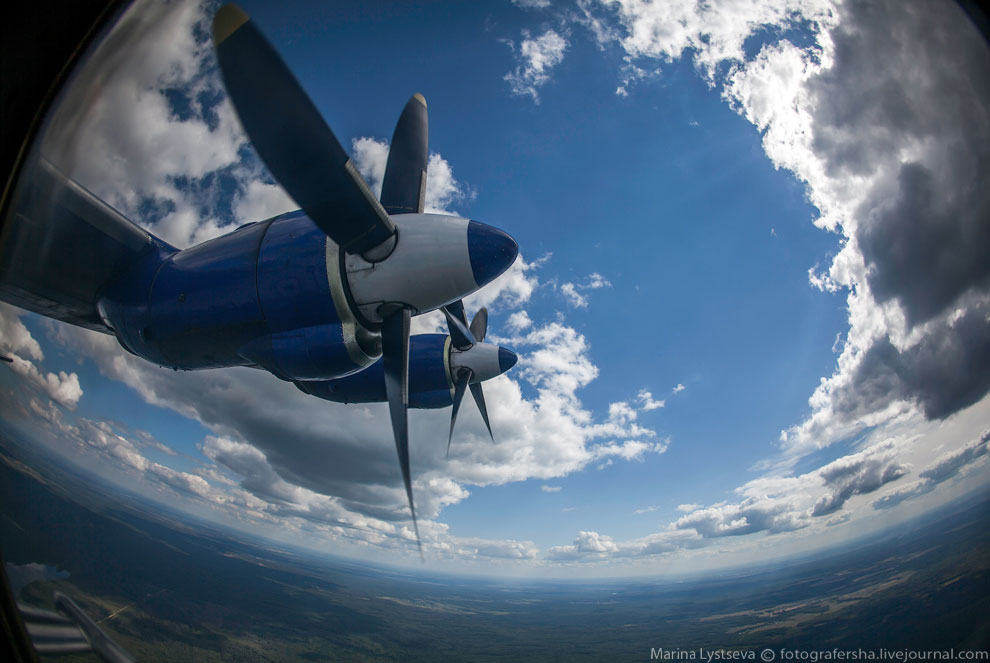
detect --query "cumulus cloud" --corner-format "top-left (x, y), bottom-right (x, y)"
top-left (351, 138), bottom-right (473, 215)
top-left (716, 0), bottom-right (990, 453)
top-left (0, 303), bottom-right (44, 361)
top-left (559, 272), bottom-right (613, 309)
top-left (873, 430), bottom-right (990, 510)
top-left (546, 530), bottom-right (619, 560)
top-left (556, 0), bottom-right (990, 468)
top-left (504, 29), bottom-right (569, 102)
top-left (582, 0), bottom-right (836, 85)
top-left (506, 310), bottom-right (533, 332)
top-left (739, 439), bottom-right (906, 523)
top-left (21, 402), bottom-right (540, 562)
top-left (0, 304), bottom-right (82, 408)
top-left (546, 527), bottom-right (704, 562)
top-left (547, 437), bottom-right (916, 563)
top-left (512, 0), bottom-right (551, 9)
top-left (6, 358), bottom-right (82, 409)
top-left (637, 389), bottom-right (664, 410)
top-left (560, 283), bottom-right (587, 309)
top-left (810, 439), bottom-right (909, 516)
top-left (37, 0), bottom-right (260, 249)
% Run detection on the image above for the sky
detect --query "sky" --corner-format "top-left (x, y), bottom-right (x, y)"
top-left (1, 0), bottom-right (988, 577)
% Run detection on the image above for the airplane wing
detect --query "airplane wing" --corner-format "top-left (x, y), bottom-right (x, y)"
top-left (0, 157), bottom-right (164, 333)
top-left (18, 594), bottom-right (135, 663)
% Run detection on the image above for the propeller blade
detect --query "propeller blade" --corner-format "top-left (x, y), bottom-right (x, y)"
top-left (212, 4), bottom-right (395, 255)
top-left (381, 94), bottom-right (429, 215)
top-left (447, 368), bottom-right (473, 457)
top-left (442, 304), bottom-right (475, 350)
top-left (469, 307), bottom-right (488, 343)
top-left (445, 299), bottom-right (471, 328)
top-left (381, 306), bottom-right (422, 558)
top-left (470, 382), bottom-right (494, 443)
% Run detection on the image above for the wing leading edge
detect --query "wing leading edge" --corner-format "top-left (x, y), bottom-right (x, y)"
top-left (0, 158), bottom-right (169, 333)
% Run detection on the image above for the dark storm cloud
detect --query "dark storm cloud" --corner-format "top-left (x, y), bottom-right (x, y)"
top-left (804, 0), bottom-right (990, 425)
top-left (809, 0), bottom-right (990, 327)
top-left (832, 300), bottom-right (990, 421)
top-left (858, 161), bottom-right (990, 328)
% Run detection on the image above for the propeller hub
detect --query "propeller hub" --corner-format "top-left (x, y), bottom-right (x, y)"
top-left (468, 221), bottom-right (518, 288)
top-left (343, 214), bottom-right (518, 324)
top-left (450, 342), bottom-right (516, 383)
top-left (498, 347), bottom-right (518, 373)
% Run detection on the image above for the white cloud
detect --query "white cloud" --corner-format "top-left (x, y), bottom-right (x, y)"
top-left (727, 2), bottom-right (990, 456)
top-left (504, 29), bottom-right (569, 103)
top-left (560, 282), bottom-right (587, 308)
top-left (542, 485), bottom-right (562, 493)
top-left (637, 389), bottom-right (665, 411)
top-left (6, 358), bottom-right (82, 409)
top-left (559, 272), bottom-right (613, 309)
top-left (672, 383), bottom-right (685, 394)
top-left (544, 435), bottom-right (927, 563)
top-left (351, 137), bottom-right (473, 215)
top-left (39, 0), bottom-right (256, 249)
top-left (512, 0), bottom-right (551, 8)
top-left (506, 310), bottom-right (533, 332)
top-left (569, 0), bottom-right (990, 466)
top-left (351, 137), bottom-right (391, 198)
top-left (0, 304), bottom-right (82, 409)
top-left (232, 180), bottom-right (296, 225)
top-left (584, 0), bottom-right (836, 85)
top-left (546, 530), bottom-right (619, 560)
top-left (0, 303), bottom-right (44, 361)
top-left (873, 430), bottom-right (990, 510)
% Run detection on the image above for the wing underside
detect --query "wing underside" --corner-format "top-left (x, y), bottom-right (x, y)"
top-left (0, 158), bottom-right (158, 333)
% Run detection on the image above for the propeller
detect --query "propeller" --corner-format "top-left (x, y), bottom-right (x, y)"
top-left (446, 307), bottom-right (505, 451)
top-left (374, 70), bottom-right (431, 558)
top-left (212, 4), bottom-right (395, 256)
top-left (441, 300), bottom-right (474, 350)
top-left (447, 368), bottom-right (472, 457)
top-left (380, 94), bottom-right (429, 215)
top-left (380, 306), bottom-right (422, 559)
top-left (469, 307), bottom-right (488, 342)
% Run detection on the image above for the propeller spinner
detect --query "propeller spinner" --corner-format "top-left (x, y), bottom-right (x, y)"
top-left (212, 4), bottom-right (518, 557)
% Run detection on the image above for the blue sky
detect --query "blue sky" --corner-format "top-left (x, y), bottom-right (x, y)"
top-left (1, 0), bottom-right (988, 576)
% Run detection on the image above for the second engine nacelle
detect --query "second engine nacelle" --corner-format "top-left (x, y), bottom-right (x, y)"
top-left (297, 334), bottom-right (453, 408)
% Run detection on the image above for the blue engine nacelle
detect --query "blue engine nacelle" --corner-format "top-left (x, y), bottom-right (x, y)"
top-left (97, 211), bottom-right (380, 380)
top-left (297, 334), bottom-right (454, 409)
